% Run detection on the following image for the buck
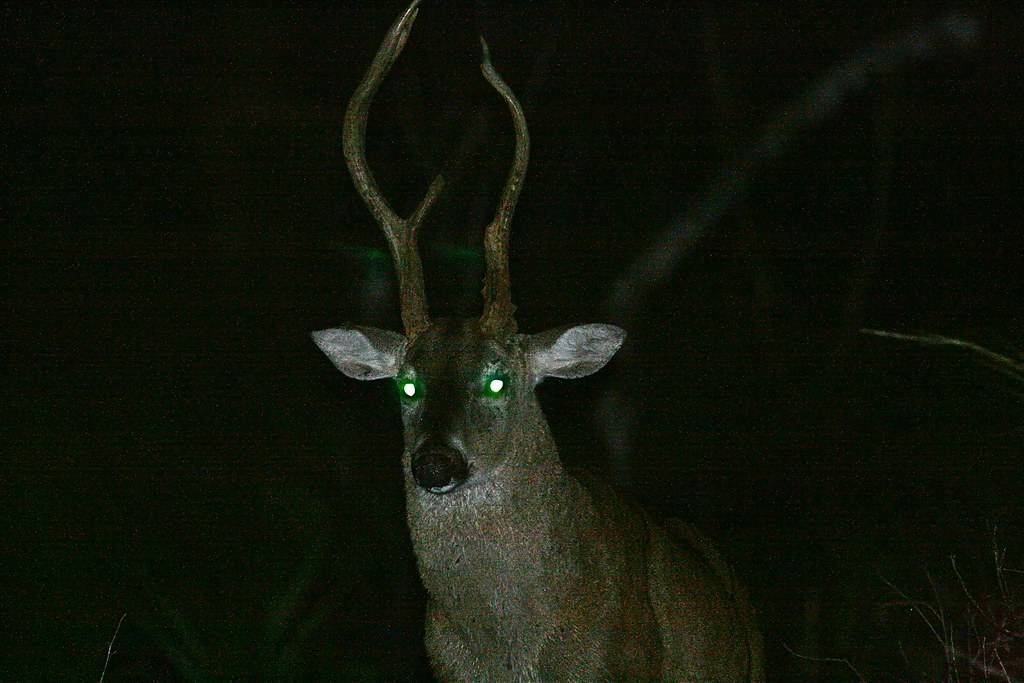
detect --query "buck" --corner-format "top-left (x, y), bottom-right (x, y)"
top-left (313, 3), bottom-right (763, 680)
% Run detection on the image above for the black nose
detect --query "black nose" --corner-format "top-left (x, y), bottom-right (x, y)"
top-left (411, 444), bottom-right (468, 492)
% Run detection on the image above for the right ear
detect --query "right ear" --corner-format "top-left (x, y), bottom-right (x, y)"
top-left (526, 323), bottom-right (626, 381)
top-left (311, 326), bottom-right (407, 380)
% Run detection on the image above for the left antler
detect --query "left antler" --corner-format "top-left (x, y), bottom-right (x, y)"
top-left (343, 0), bottom-right (443, 338)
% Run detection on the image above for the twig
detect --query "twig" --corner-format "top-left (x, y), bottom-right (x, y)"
top-left (950, 555), bottom-right (987, 621)
top-left (925, 566), bottom-right (966, 680)
top-left (860, 329), bottom-right (1024, 379)
top-left (781, 640), bottom-right (867, 682)
top-left (880, 574), bottom-right (946, 647)
top-left (992, 647), bottom-right (1015, 683)
top-left (950, 643), bottom-right (1022, 683)
top-left (98, 612), bottom-right (127, 683)
top-left (992, 526), bottom-right (1006, 594)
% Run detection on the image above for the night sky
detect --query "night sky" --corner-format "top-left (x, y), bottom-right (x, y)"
top-left (5, 3), bottom-right (1022, 680)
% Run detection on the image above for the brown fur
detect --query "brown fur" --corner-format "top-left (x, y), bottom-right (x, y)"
top-left (396, 321), bottom-right (763, 682)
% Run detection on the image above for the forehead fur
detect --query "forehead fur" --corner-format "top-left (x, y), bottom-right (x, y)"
top-left (405, 318), bottom-right (517, 376)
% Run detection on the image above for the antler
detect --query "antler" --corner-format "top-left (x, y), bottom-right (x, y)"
top-left (478, 38), bottom-right (529, 338)
top-left (343, 0), bottom-right (443, 338)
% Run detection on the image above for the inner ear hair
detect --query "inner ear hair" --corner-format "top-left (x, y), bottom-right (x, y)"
top-left (311, 326), bottom-right (406, 380)
top-left (529, 324), bottom-right (625, 380)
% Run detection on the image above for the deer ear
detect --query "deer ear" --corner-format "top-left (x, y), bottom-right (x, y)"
top-left (311, 326), bottom-right (407, 380)
top-left (528, 324), bottom-right (625, 380)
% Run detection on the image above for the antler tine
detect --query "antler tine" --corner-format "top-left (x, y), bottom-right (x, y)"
top-left (478, 38), bottom-right (529, 338)
top-left (343, 0), bottom-right (443, 337)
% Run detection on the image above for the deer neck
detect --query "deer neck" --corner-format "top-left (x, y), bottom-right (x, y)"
top-left (404, 414), bottom-right (591, 644)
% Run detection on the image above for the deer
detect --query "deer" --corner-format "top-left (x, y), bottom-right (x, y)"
top-left (312, 2), bottom-right (764, 680)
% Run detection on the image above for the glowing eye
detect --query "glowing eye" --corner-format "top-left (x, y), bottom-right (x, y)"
top-left (483, 374), bottom-right (507, 397)
top-left (402, 382), bottom-right (417, 398)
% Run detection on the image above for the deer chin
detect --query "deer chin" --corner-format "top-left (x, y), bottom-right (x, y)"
top-left (410, 461), bottom-right (475, 498)
top-left (413, 460), bottom-right (511, 503)
top-left (451, 460), bottom-right (512, 495)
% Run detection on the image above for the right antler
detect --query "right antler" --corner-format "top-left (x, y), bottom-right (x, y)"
top-left (343, 0), bottom-right (443, 338)
top-left (478, 38), bottom-right (529, 339)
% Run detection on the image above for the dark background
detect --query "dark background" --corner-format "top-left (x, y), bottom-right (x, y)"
top-left (5, 2), bottom-right (1021, 680)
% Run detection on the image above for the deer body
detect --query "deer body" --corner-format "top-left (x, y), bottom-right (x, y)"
top-left (314, 4), bottom-right (763, 680)
top-left (412, 443), bottom-right (751, 682)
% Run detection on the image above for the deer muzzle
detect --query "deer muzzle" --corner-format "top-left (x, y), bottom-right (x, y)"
top-left (411, 443), bottom-right (468, 494)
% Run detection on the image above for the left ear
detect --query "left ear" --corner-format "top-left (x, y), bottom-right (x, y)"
top-left (526, 324), bottom-right (626, 380)
top-left (311, 325), bottom-right (407, 380)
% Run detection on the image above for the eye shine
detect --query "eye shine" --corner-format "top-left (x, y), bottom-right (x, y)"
top-left (483, 374), bottom-right (507, 397)
top-left (399, 378), bottom-right (419, 399)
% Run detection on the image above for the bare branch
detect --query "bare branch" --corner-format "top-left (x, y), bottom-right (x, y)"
top-left (781, 640), bottom-right (867, 682)
top-left (861, 329), bottom-right (1024, 379)
top-left (98, 612), bottom-right (127, 683)
top-left (607, 11), bottom-right (980, 321)
top-left (880, 574), bottom-right (946, 647)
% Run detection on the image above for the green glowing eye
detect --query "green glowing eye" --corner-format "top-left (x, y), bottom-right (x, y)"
top-left (483, 374), bottom-right (507, 397)
top-left (398, 377), bottom-right (419, 400)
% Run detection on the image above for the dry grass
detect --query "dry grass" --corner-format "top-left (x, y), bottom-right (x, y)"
top-left (880, 528), bottom-right (1023, 683)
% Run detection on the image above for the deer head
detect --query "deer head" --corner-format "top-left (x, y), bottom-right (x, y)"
top-left (313, 1), bottom-right (624, 496)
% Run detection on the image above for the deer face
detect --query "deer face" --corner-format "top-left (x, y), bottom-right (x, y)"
top-left (314, 2), bottom-right (624, 493)
top-left (313, 320), bottom-right (623, 495)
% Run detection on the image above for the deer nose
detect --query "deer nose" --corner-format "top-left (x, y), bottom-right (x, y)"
top-left (411, 444), bottom-right (468, 493)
